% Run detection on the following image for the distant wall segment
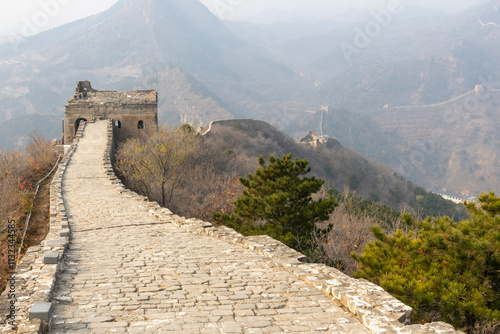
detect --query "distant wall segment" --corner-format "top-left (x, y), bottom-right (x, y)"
top-left (201, 119), bottom-right (286, 138)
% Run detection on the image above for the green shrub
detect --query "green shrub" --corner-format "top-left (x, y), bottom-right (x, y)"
top-left (214, 154), bottom-right (337, 255)
top-left (353, 192), bottom-right (500, 330)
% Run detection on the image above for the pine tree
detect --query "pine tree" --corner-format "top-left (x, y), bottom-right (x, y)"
top-left (352, 192), bottom-right (500, 331)
top-left (214, 154), bottom-right (337, 252)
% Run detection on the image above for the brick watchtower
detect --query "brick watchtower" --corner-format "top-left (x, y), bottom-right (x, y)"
top-left (65, 81), bottom-right (158, 144)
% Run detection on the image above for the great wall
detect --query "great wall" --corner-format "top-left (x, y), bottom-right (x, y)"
top-left (0, 83), bottom-right (465, 334)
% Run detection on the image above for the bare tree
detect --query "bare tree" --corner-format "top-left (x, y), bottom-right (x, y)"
top-left (115, 126), bottom-right (201, 207)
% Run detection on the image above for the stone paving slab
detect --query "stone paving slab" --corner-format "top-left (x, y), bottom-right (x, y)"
top-left (48, 120), bottom-right (370, 334)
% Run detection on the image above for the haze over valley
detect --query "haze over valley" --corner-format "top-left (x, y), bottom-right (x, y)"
top-left (0, 0), bottom-right (499, 198)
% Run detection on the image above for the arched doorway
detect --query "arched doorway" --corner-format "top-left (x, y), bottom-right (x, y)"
top-left (138, 120), bottom-right (144, 129)
top-left (115, 120), bottom-right (122, 129)
top-left (75, 118), bottom-right (88, 134)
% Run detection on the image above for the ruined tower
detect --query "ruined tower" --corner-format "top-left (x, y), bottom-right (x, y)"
top-left (65, 81), bottom-right (158, 143)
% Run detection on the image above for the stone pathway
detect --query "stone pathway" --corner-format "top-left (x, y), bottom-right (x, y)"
top-left (49, 120), bottom-right (369, 333)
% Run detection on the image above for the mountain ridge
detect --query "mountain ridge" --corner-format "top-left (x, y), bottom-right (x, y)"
top-left (0, 0), bottom-right (498, 196)
top-left (0, 0), bottom-right (306, 140)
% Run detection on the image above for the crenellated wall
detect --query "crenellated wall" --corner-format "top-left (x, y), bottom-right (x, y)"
top-left (0, 121), bottom-right (88, 333)
top-left (0, 119), bottom-right (465, 334)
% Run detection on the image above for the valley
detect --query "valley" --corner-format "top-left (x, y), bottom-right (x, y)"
top-left (0, 0), bottom-right (499, 198)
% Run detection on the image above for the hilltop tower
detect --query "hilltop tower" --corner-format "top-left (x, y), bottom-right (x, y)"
top-left (65, 81), bottom-right (158, 143)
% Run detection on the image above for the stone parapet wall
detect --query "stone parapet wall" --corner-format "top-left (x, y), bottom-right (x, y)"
top-left (0, 119), bottom-right (465, 334)
top-left (0, 122), bottom-right (88, 333)
top-left (103, 120), bottom-right (465, 334)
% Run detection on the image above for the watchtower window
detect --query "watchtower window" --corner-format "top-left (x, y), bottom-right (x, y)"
top-left (115, 120), bottom-right (121, 129)
top-left (138, 121), bottom-right (144, 129)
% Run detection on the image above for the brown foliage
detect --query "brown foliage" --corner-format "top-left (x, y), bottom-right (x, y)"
top-left (203, 123), bottom-right (418, 211)
top-left (116, 127), bottom-right (201, 207)
top-left (309, 187), bottom-right (405, 275)
top-left (185, 172), bottom-right (244, 222)
top-left (322, 203), bottom-right (375, 273)
top-left (115, 126), bottom-right (245, 221)
top-left (0, 135), bottom-right (57, 292)
top-left (305, 188), bottom-right (374, 273)
top-left (466, 320), bottom-right (500, 334)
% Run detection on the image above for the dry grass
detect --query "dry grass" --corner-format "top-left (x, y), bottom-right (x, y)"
top-left (116, 127), bottom-right (245, 221)
top-left (465, 320), bottom-right (500, 334)
top-left (0, 135), bottom-right (58, 293)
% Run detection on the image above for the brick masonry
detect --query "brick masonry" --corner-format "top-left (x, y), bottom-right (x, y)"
top-left (0, 120), bottom-right (465, 334)
top-left (65, 81), bottom-right (158, 144)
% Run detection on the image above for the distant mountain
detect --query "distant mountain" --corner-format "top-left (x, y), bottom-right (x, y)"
top-left (229, 7), bottom-right (343, 24)
top-left (226, 0), bottom-right (500, 195)
top-left (230, 5), bottom-right (446, 25)
top-left (205, 119), bottom-right (465, 219)
top-left (0, 113), bottom-right (61, 150)
top-left (373, 89), bottom-right (500, 195)
top-left (397, 6), bottom-right (446, 19)
top-left (157, 66), bottom-right (233, 126)
top-left (317, 1), bottom-right (500, 111)
top-left (0, 0), bottom-right (304, 149)
top-left (228, 1), bottom-right (500, 111)
top-left (478, 1), bottom-right (500, 25)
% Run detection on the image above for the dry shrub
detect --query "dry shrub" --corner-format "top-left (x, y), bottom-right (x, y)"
top-left (173, 131), bottom-right (245, 220)
top-left (116, 126), bottom-right (201, 207)
top-left (320, 189), bottom-right (375, 274)
top-left (466, 320), bottom-right (500, 334)
top-left (309, 187), bottom-right (405, 275)
top-left (116, 126), bottom-right (246, 221)
top-left (25, 133), bottom-right (58, 175)
top-left (0, 135), bottom-right (58, 292)
top-left (184, 171), bottom-right (243, 221)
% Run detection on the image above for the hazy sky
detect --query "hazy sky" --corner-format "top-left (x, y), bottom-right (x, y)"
top-left (0, 0), bottom-right (482, 36)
